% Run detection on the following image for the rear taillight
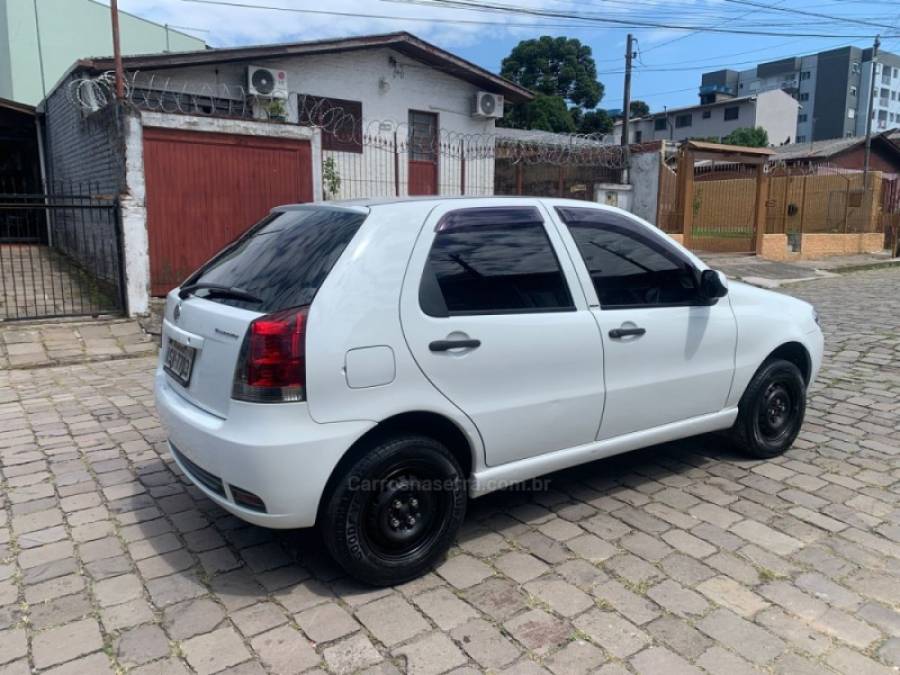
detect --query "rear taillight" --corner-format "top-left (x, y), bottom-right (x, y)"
top-left (232, 306), bottom-right (308, 403)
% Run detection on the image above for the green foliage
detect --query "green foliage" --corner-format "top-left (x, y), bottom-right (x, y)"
top-left (501, 36), bottom-right (603, 107)
top-left (721, 126), bottom-right (769, 147)
top-left (323, 156), bottom-right (342, 199)
top-left (499, 36), bottom-right (607, 136)
top-left (629, 100), bottom-right (650, 118)
top-left (502, 94), bottom-right (576, 133)
top-left (574, 108), bottom-right (614, 134)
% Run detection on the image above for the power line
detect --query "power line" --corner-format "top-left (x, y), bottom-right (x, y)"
top-left (384, 0), bottom-right (898, 37)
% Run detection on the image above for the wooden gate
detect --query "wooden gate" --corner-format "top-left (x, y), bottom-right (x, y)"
top-left (143, 127), bottom-right (312, 296)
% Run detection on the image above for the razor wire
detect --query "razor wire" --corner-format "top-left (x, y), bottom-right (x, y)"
top-left (66, 71), bottom-right (628, 169)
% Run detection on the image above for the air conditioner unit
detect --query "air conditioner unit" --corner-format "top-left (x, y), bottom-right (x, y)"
top-left (472, 91), bottom-right (504, 118)
top-left (247, 66), bottom-right (288, 98)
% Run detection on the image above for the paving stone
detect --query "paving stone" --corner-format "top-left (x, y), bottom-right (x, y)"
top-left (147, 571), bottom-right (206, 607)
top-left (696, 646), bottom-right (759, 675)
top-left (322, 634), bottom-right (383, 675)
top-left (355, 594), bottom-right (430, 647)
top-left (182, 626), bottom-right (252, 675)
top-left (630, 646), bottom-right (702, 675)
top-left (544, 639), bottom-right (606, 675)
top-left (451, 619), bottom-right (520, 669)
top-left (163, 597), bottom-right (226, 640)
top-left (646, 615), bottom-right (713, 661)
top-left (503, 608), bottom-right (571, 655)
top-left (100, 597), bottom-right (156, 631)
top-left (574, 609), bottom-right (651, 658)
top-left (31, 618), bottom-right (104, 669)
top-left (523, 577), bottom-right (593, 617)
top-left (115, 624), bottom-right (170, 667)
top-left (295, 602), bottom-right (359, 642)
top-left (697, 608), bottom-right (785, 665)
top-left (251, 625), bottom-right (320, 675)
top-left (393, 632), bottom-right (467, 675)
top-left (494, 551), bottom-right (550, 583)
top-left (93, 572), bottom-right (143, 607)
top-left (29, 591), bottom-right (92, 630)
top-left (696, 575), bottom-right (769, 617)
top-left (461, 577), bottom-right (529, 621)
top-left (0, 630), bottom-right (26, 666)
top-left (41, 652), bottom-right (114, 675)
top-left (411, 587), bottom-right (479, 631)
top-left (436, 554), bottom-right (494, 589)
top-left (646, 579), bottom-right (709, 618)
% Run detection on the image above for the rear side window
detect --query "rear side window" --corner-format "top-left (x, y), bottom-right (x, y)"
top-left (186, 208), bottom-right (366, 312)
top-left (556, 207), bottom-right (698, 308)
top-left (419, 207), bottom-right (574, 316)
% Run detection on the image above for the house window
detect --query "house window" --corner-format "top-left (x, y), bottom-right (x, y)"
top-left (298, 95), bottom-right (363, 153)
top-left (798, 114), bottom-right (807, 122)
top-left (849, 86), bottom-right (857, 97)
top-left (800, 71), bottom-right (811, 80)
top-left (675, 113), bottom-right (692, 128)
top-left (851, 62), bottom-right (860, 74)
top-left (634, 130), bottom-right (643, 143)
top-left (848, 108), bottom-right (855, 119)
top-left (800, 92), bottom-right (810, 101)
top-left (724, 106), bottom-right (739, 121)
top-left (654, 117), bottom-right (667, 131)
top-left (702, 110), bottom-right (711, 119)
top-left (796, 135), bottom-right (806, 142)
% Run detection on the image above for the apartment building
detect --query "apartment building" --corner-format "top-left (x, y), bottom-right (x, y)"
top-left (699, 46), bottom-right (900, 143)
top-left (609, 89), bottom-right (799, 146)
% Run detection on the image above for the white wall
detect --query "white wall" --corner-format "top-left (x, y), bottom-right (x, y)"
top-left (629, 148), bottom-right (661, 224)
top-left (129, 47), bottom-right (498, 199)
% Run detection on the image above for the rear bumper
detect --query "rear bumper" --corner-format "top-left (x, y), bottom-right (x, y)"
top-left (154, 371), bottom-right (373, 528)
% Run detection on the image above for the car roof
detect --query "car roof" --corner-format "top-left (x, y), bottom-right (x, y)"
top-left (277, 196), bottom-right (625, 211)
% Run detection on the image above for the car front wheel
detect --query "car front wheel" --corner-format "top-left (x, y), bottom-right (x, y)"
top-left (320, 435), bottom-right (467, 586)
top-left (732, 358), bottom-right (806, 459)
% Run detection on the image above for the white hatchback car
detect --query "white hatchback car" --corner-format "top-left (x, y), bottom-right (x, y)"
top-left (155, 197), bottom-right (823, 585)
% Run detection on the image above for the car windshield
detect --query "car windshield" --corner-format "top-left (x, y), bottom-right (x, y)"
top-left (185, 208), bottom-right (367, 312)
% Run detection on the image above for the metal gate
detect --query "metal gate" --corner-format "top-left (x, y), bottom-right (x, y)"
top-left (690, 163), bottom-right (758, 253)
top-left (0, 187), bottom-right (125, 320)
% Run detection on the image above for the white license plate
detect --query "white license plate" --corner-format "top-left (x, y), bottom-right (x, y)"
top-left (164, 338), bottom-right (196, 386)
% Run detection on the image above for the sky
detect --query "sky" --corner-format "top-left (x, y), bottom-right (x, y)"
top-left (116, 0), bottom-right (899, 113)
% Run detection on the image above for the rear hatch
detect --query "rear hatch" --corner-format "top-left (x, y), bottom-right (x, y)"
top-left (160, 205), bottom-right (368, 418)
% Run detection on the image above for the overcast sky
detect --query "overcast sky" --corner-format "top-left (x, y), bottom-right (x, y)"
top-left (116, 0), bottom-right (894, 112)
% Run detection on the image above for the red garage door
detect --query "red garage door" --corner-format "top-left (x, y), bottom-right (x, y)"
top-left (143, 127), bottom-right (313, 296)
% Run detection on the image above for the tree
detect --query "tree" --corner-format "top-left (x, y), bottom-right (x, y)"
top-left (629, 100), bottom-right (650, 118)
top-left (575, 109), bottom-right (613, 134)
top-left (501, 36), bottom-right (603, 108)
top-left (504, 94), bottom-right (575, 133)
top-left (499, 36), bottom-right (606, 135)
top-left (721, 126), bottom-right (769, 147)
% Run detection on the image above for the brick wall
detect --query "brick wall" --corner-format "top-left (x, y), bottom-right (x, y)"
top-left (42, 72), bottom-right (126, 283)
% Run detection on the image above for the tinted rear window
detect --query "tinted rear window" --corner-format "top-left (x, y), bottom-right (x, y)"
top-left (186, 208), bottom-right (366, 312)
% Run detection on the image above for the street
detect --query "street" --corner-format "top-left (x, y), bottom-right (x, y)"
top-left (0, 267), bottom-right (898, 675)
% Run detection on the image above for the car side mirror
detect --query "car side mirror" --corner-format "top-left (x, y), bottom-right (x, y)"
top-left (700, 269), bottom-right (728, 299)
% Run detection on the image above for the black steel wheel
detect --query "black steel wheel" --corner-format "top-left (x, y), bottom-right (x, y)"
top-left (732, 358), bottom-right (806, 459)
top-left (321, 435), bottom-right (466, 586)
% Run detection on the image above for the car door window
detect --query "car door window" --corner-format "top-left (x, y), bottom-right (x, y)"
top-left (556, 207), bottom-right (699, 308)
top-left (420, 206), bottom-right (574, 316)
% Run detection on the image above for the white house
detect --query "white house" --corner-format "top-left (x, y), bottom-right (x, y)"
top-left (39, 32), bottom-right (532, 313)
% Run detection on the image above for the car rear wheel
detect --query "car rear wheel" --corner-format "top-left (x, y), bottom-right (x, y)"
top-left (320, 435), bottom-right (466, 586)
top-left (731, 358), bottom-right (806, 459)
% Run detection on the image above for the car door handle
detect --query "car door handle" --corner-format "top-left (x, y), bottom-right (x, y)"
top-left (429, 339), bottom-right (481, 352)
top-left (609, 327), bottom-right (646, 339)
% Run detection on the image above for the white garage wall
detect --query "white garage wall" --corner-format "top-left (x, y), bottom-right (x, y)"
top-left (128, 47), bottom-right (500, 199)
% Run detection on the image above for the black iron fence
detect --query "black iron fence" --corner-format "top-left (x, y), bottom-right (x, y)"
top-left (0, 183), bottom-right (126, 320)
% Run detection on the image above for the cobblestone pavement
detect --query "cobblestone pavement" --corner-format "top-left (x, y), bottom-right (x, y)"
top-left (0, 319), bottom-right (155, 369)
top-left (1, 268), bottom-right (898, 675)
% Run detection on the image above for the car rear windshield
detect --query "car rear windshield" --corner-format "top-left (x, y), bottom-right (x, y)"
top-left (185, 207), bottom-right (367, 312)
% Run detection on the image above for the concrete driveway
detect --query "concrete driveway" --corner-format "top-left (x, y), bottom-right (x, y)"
top-left (0, 268), bottom-right (898, 674)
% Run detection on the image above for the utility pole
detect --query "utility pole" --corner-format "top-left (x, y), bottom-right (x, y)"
top-left (110, 0), bottom-right (125, 100)
top-left (621, 33), bottom-right (635, 181)
top-left (863, 34), bottom-right (880, 191)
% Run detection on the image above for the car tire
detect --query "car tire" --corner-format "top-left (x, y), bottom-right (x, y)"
top-left (320, 435), bottom-right (467, 586)
top-left (731, 358), bottom-right (806, 459)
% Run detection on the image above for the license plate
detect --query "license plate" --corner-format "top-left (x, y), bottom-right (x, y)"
top-left (164, 338), bottom-right (196, 387)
